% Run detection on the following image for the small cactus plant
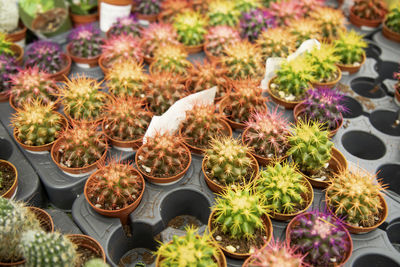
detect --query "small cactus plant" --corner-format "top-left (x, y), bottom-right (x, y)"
top-left (256, 27), bottom-right (296, 60)
top-left (289, 211), bottom-right (351, 266)
top-left (108, 15), bottom-right (142, 38)
top-left (173, 10), bottom-right (208, 46)
top-left (136, 132), bottom-right (190, 178)
top-left (0, 33), bottom-right (14, 56)
top-left (25, 41), bottom-right (67, 74)
top-left (151, 44), bottom-right (192, 76)
top-left (0, 0), bottom-right (19, 33)
top-left (385, 5), bottom-right (400, 33)
top-left (9, 67), bottom-right (58, 109)
top-left (11, 100), bottom-right (64, 147)
top-left (352, 0), bottom-right (387, 20)
top-left (101, 35), bottom-right (143, 68)
top-left (240, 8), bottom-right (276, 42)
top-left (135, 0), bottom-right (162, 15)
top-left (289, 19), bottom-right (322, 48)
top-left (207, 0), bottom-right (240, 27)
top-left (86, 159), bottom-right (144, 210)
top-left (333, 30), bottom-right (368, 65)
top-left (140, 23), bottom-right (180, 59)
top-left (286, 121), bottom-right (333, 173)
top-left (298, 0), bottom-right (324, 16)
top-left (234, 0), bottom-right (262, 13)
top-left (158, 0), bottom-right (192, 23)
top-left (204, 26), bottom-right (241, 58)
top-left (156, 226), bottom-right (220, 266)
top-left (306, 43), bottom-right (341, 83)
top-left (269, 0), bottom-right (303, 26)
top-left (0, 55), bottom-right (19, 93)
top-left (310, 7), bottom-right (346, 41)
top-left (67, 23), bottom-right (103, 59)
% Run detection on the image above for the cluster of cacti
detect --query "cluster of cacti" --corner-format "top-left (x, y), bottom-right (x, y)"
top-left (207, 0), bottom-right (240, 27)
top-left (0, 0), bottom-right (18, 33)
top-left (68, 24), bottom-right (103, 58)
top-left (333, 30), bottom-right (367, 65)
top-left (106, 60), bottom-right (147, 98)
top-left (135, 0), bottom-right (162, 15)
top-left (181, 104), bottom-right (230, 149)
top-left (173, 10), bottom-right (208, 46)
top-left (86, 160), bottom-right (144, 210)
top-left (137, 132), bottom-right (189, 178)
top-left (11, 100), bottom-right (64, 146)
top-left (234, 0), bottom-right (262, 13)
top-left (159, 0), bottom-right (192, 23)
top-left (0, 33), bottom-right (14, 56)
top-left (244, 108), bottom-right (290, 158)
top-left (240, 8), bottom-right (276, 42)
top-left (385, 5), bottom-right (400, 33)
top-left (24, 41), bottom-right (66, 74)
top-left (256, 161), bottom-right (309, 215)
top-left (223, 79), bottom-right (267, 124)
top-left (60, 75), bottom-right (107, 121)
top-left (101, 35), bottom-right (143, 68)
top-left (298, 0), bottom-right (324, 16)
top-left (9, 67), bottom-right (58, 108)
top-left (21, 230), bottom-right (77, 267)
top-left (205, 137), bottom-right (253, 185)
top-left (156, 226), bottom-right (219, 266)
top-left (352, 0), bottom-right (387, 20)
top-left (306, 43), bottom-right (340, 83)
top-left (287, 121), bottom-right (333, 173)
top-left (221, 41), bottom-right (264, 80)
top-left (0, 55), bottom-right (19, 93)
top-left (310, 7), bottom-right (346, 41)
top-left (103, 97), bottom-right (152, 142)
top-left (289, 211), bottom-right (350, 266)
top-left (0, 197), bottom-right (41, 262)
top-left (57, 123), bottom-right (107, 169)
top-left (145, 73), bottom-right (187, 115)
top-left (108, 15), bottom-right (142, 38)
top-left (204, 26), bottom-right (241, 57)
top-left (269, 0), bottom-right (303, 26)
top-left (141, 23), bottom-right (180, 59)
top-left (256, 27), bottom-right (296, 60)
top-left (289, 19), bottom-right (321, 47)
top-left (151, 44), bottom-right (192, 76)
top-left (302, 87), bottom-right (348, 130)
top-left (326, 168), bottom-right (385, 227)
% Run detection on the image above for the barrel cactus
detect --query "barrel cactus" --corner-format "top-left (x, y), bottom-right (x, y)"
top-left (101, 35), bottom-right (143, 68)
top-left (25, 41), bottom-right (67, 74)
top-left (306, 43), bottom-right (340, 83)
top-left (108, 15), bottom-right (142, 38)
top-left (204, 26), bottom-right (241, 58)
top-left (256, 27), bottom-right (296, 60)
top-left (385, 5), bottom-right (400, 33)
top-left (310, 7), bottom-right (346, 41)
top-left (0, 55), bottom-right (19, 93)
top-left (151, 44), bottom-right (192, 76)
top-left (140, 23), bottom-right (180, 59)
top-left (135, 0), bottom-right (162, 15)
top-left (207, 0), bottom-right (240, 27)
top-left (173, 10), bottom-right (208, 46)
top-left (298, 0), bottom-right (324, 16)
top-left (333, 30), bottom-right (367, 66)
top-left (290, 19), bottom-right (322, 48)
top-left (240, 8), bottom-right (275, 42)
top-left (352, 0), bottom-right (387, 21)
top-left (269, 0), bottom-right (303, 26)
top-left (68, 23), bottom-right (103, 59)
top-left (158, 0), bottom-right (192, 23)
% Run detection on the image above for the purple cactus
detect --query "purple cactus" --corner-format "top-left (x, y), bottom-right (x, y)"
top-left (302, 87), bottom-right (348, 130)
top-left (135, 0), bottom-right (162, 15)
top-left (25, 41), bottom-right (66, 74)
top-left (240, 8), bottom-right (276, 42)
top-left (68, 24), bottom-right (103, 58)
top-left (289, 210), bottom-right (351, 266)
top-left (0, 55), bottom-right (19, 93)
top-left (108, 15), bottom-right (142, 38)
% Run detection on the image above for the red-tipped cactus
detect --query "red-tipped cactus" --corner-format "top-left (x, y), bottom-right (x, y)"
top-left (204, 26), bottom-right (241, 58)
top-left (67, 24), bottom-right (103, 59)
top-left (269, 0), bottom-right (303, 27)
top-left (108, 15), bottom-right (142, 38)
top-left (298, 0), bottom-right (324, 16)
top-left (101, 35), bottom-right (143, 68)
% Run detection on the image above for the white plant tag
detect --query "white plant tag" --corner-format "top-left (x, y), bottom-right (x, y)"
top-left (287, 39), bottom-right (321, 62)
top-left (99, 2), bottom-right (131, 32)
top-left (361, 25), bottom-right (378, 31)
top-left (76, 63), bottom-right (90, 69)
top-left (260, 57), bottom-right (284, 92)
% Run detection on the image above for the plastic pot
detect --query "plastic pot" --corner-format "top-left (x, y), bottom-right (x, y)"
top-left (266, 77), bottom-right (304, 109)
top-left (0, 159), bottom-right (18, 199)
top-left (66, 234), bottom-right (106, 262)
top-left (311, 66), bottom-right (342, 89)
top-left (336, 52), bottom-right (366, 74)
top-left (382, 23), bottom-right (400, 43)
top-left (66, 43), bottom-right (100, 68)
top-left (349, 7), bottom-right (385, 28)
top-left (98, 0), bottom-right (132, 32)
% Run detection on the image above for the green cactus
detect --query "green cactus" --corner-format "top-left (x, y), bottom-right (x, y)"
top-left (310, 7), bottom-right (346, 41)
top-left (286, 121), bottom-right (333, 173)
top-left (207, 0), bottom-right (240, 27)
top-left (385, 5), bottom-right (400, 33)
top-left (0, 33), bottom-right (14, 56)
top-left (173, 10), bottom-right (208, 46)
top-left (306, 43), bottom-right (340, 83)
top-left (234, 0), bottom-right (262, 13)
top-left (289, 19), bottom-right (322, 48)
top-left (333, 30), bottom-right (367, 65)
top-left (151, 44), bottom-right (192, 76)
top-left (84, 258), bottom-right (110, 267)
top-left (256, 27), bottom-right (296, 61)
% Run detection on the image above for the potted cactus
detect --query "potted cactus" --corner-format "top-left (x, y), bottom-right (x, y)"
top-left (8, 67), bottom-right (59, 109)
top-left (294, 87), bottom-right (348, 137)
top-left (98, 0), bottom-right (132, 32)
top-left (204, 26), bottom-right (241, 63)
top-left (0, 33), bottom-right (23, 64)
top-left (207, 0), bottom-right (240, 27)
top-left (383, 5), bottom-right (400, 42)
top-left (286, 211), bottom-right (353, 266)
top-left (349, 0), bottom-right (387, 28)
top-left (256, 27), bottom-right (296, 62)
top-left (158, 0), bottom-right (192, 23)
top-left (135, 132), bottom-right (192, 184)
top-left (51, 122), bottom-right (108, 176)
top-left (326, 167), bottom-right (388, 233)
top-left (24, 40), bottom-right (71, 81)
top-left (67, 23), bottom-right (104, 68)
top-left (208, 185), bottom-right (273, 259)
top-left (145, 72), bottom-right (187, 116)
top-left (102, 97), bottom-right (152, 150)
top-left (0, 160), bottom-right (18, 199)
top-left (220, 79), bottom-right (268, 130)
top-left (333, 30), bottom-right (368, 74)
top-left (240, 8), bottom-right (275, 42)
top-left (234, 0), bottom-right (262, 13)
top-left (297, 0), bottom-right (324, 16)
top-left (310, 7), bottom-right (346, 42)
top-left (202, 137), bottom-right (259, 193)
top-left (155, 226), bottom-right (227, 267)
top-left (134, 0), bottom-right (162, 22)
top-left (179, 104), bottom-right (232, 154)
top-left (84, 158), bottom-right (145, 224)
top-left (11, 100), bottom-right (67, 152)
top-left (107, 15), bottom-right (141, 38)
top-left (289, 19), bottom-right (322, 48)
top-left (67, 0), bottom-right (98, 26)
top-left (149, 44), bottom-right (192, 77)
top-left (221, 41), bottom-right (264, 81)
top-left (242, 108), bottom-right (290, 165)
top-left (173, 10), bottom-right (208, 53)
top-left (269, 0), bottom-right (302, 27)
top-left (0, 55), bottom-right (19, 102)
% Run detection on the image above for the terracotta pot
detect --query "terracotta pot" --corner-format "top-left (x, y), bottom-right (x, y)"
top-left (10, 44), bottom-right (23, 65)
top-left (6, 22), bottom-right (27, 44)
top-left (311, 67), bottom-right (342, 89)
top-left (143, 55), bottom-right (154, 65)
top-left (135, 143), bottom-right (192, 184)
top-left (302, 155), bottom-right (343, 189)
top-left (66, 234), bottom-right (106, 262)
top-left (202, 153), bottom-right (259, 194)
top-left (203, 43), bottom-right (221, 64)
top-left (331, 147), bottom-right (348, 171)
top-left (208, 210), bottom-right (273, 259)
top-left (293, 103), bottom-right (344, 137)
top-left (0, 159), bottom-right (18, 199)
top-left (13, 113), bottom-right (68, 152)
top-left (183, 42), bottom-right (204, 54)
top-left (267, 77), bottom-right (304, 109)
top-left (66, 43), bottom-right (100, 68)
top-left (29, 207), bottom-right (54, 233)
top-left (84, 165), bottom-right (145, 225)
top-left (51, 137), bottom-right (108, 175)
top-left (336, 52), bottom-right (366, 74)
top-left (0, 91), bottom-right (9, 102)
top-left (102, 121), bottom-right (143, 150)
top-left (179, 119), bottom-right (233, 155)
top-left (382, 23), bottom-right (400, 43)
top-left (70, 9), bottom-right (98, 26)
top-left (0, 258), bottom-right (25, 266)
top-left (349, 6), bottom-right (385, 28)
top-left (47, 54), bottom-right (72, 81)
top-left (136, 12), bottom-right (158, 22)
top-left (325, 192), bottom-right (388, 234)
top-left (286, 212), bottom-right (353, 266)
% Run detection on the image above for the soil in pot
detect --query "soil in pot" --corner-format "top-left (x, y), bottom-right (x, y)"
top-left (167, 215), bottom-right (202, 230)
top-left (303, 162), bottom-right (337, 184)
top-left (76, 246), bottom-right (100, 266)
top-left (0, 160), bottom-right (17, 197)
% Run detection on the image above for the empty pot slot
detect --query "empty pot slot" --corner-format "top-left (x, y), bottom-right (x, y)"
top-left (351, 77), bottom-right (386, 99)
top-left (370, 110), bottom-right (400, 136)
top-left (342, 96), bottom-right (363, 118)
top-left (0, 138), bottom-right (13, 160)
top-left (375, 61), bottom-right (399, 81)
top-left (386, 222), bottom-right (400, 253)
top-left (366, 43), bottom-right (382, 59)
top-left (352, 254), bottom-right (400, 267)
top-left (342, 131), bottom-right (386, 160)
top-left (377, 164), bottom-right (400, 195)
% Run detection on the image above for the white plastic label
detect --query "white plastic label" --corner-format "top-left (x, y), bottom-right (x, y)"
top-left (76, 63), bottom-right (90, 69)
top-left (100, 2), bottom-right (131, 32)
top-left (361, 25), bottom-right (378, 31)
top-left (287, 39), bottom-right (321, 62)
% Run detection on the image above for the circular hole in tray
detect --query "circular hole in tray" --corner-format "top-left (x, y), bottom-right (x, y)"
top-left (351, 77), bottom-right (386, 99)
top-left (377, 164), bottom-right (400, 195)
top-left (366, 42), bottom-right (382, 59)
top-left (375, 61), bottom-right (400, 81)
top-left (0, 138), bottom-right (13, 160)
top-left (386, 222), bottom-right (400, 253)
top-left (342, 96), bottom-right (363, 118)
top-left (353, 254), bottom-right (400, 267)
top-left (342, 131), bottom-right (386, 160)
top-left (370, 110), bottom-right (400, 136)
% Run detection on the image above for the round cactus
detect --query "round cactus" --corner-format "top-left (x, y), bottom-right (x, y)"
top-left (207, 0), bottom-right (240, 27)
top-left (204, 26), bottom-right (241, 58)
top-left (101, 35), bottom-right (143, 68)
top-left (385, 5), bottom-right (400, 33)
top-left (135, 0), bottom-right (162, 15)
top-left (269, 0), bottom-right (303, 27)
top-left (108, 15), bottom-right (142, 38)
top-left (240, 8), bottom-right (276, 42)
top-left (151, 44), bottom-right (192, 76)
top-left (310, 7), bottom-right (346, 41)
top-left (297, 0), bottom-right (324, 16)
top-left (352, 0), bottom-right (387, 20)
top-left (0, 54), bottom-right (19, 93)
top-left (234, 0), bottom-right (262, 13)
top-left (158, 0), bottom-right (192, 23)
top-left (141, 23), bottom-right (180, 59)
top-left (306, 43), bottom-right (341, 83)
top-left (68, 24), bottom-right (103, 59)
top-left (333, 30), bottom-right (367, 66)
top-left (24, 41), bottom-right (67, 74)
top-left (290, 19), bottom-right (322, 48)
top-left (173, 10), bottom-right (208, 46)
top-left (256, 27), bottom-right (296, 60)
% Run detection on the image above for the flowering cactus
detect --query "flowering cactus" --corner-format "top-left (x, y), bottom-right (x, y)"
top-left (306, 43), bottom-right (341, 83)
top-left (310, 7), bottom-right (346, 41)
top-left (173, 10), bottom-right (208, 46)
top-left (108, 15), bottom-right (142, 38)
top-left (290, 19), bottom-right (322, 47)
top-left (333, 30), bottom-right (367, 65)
top-left (240, 8), bottom-right (276, 42)
top-left (141, 23), bottom-right (180, 59)
top-left (25, 41), bottom-right (67, 74)
top-left (135, 0), bottom-right (162, 15)
top-left (68, 24), bottom-right (103, 59)
top-left (269, 0), bottom-right (303, 26)
top-left (0, 55), bottom-right (19, 93)
top-left (207, 0), bottom-right (240, 27)
top-left (256, 27), bottom-right (296, 60)
top-left (204, 26), bottom-right (241, 57)
top-left (151, 44), bottom-right (192, 76)
top-left (352, 0), bottom-right (387, 20)
top-left (101, 35), bottom-right (143, 68)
